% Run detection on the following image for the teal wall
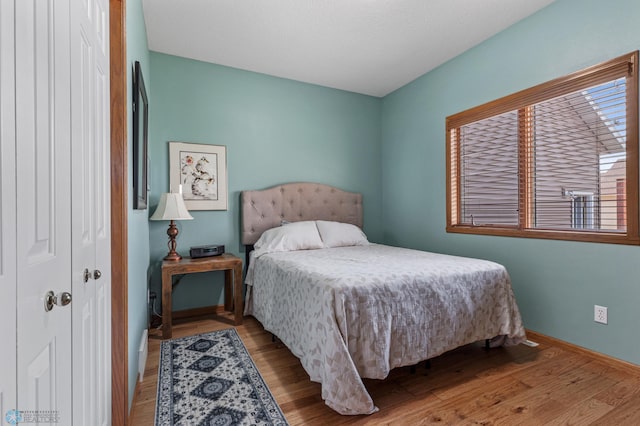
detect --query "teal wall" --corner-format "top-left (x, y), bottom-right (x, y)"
top-left (381, 0), bottom-right (640, 364)
top-left (147, 52), bottom-right (382, 312)
top-left (126, 0), bottom-right (151, 410)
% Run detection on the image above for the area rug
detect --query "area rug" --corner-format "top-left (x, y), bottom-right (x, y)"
top-left (155, 328), bottom-right (289, 426)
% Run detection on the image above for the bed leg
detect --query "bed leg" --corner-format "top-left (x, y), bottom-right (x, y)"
top-left (425, 359), bottom-right (431, 369)
top-left (272, 333), bottom-right (275, 343)
top-left (410, 365), bottom-right (416, 374)
top-left (485, 339), bottom-right (490, 351)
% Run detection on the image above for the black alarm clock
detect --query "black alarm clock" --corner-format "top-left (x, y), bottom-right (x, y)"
top-left (189, 244), bottom-right (225, 258)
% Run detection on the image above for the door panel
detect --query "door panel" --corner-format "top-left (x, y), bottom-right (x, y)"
top-left (15, 0), bottom-right (73, 422)
top-left (0, 0), bottom-right (17, 419)
top-left (94, 25), bottom-right (111, 418)
top-left (94, 58), bottom-right (112, 426)
top-left (79, 300), bottom-right (96, 425)
top-left (71, 0), bottom-right (111, 422)
top-left (26, 343), bottom-right (56, 413)
top-left (96, 284), bottom-right (109, 421)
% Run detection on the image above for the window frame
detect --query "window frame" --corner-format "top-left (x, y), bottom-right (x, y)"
top-left (446, 51), bottom-right (640, 245)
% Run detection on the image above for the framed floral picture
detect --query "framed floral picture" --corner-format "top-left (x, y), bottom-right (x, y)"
top-left (169, 142), bottom-right (228, 210)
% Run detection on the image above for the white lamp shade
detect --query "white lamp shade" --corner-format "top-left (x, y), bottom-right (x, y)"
top-left (150, 193), bottom-right (194, 221)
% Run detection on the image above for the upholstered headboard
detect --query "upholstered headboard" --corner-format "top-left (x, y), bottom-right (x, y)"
top-left (241, 182), bottom-right (363, 245)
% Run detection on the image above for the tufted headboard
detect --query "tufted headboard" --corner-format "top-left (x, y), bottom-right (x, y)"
top-left (241, 182), bottom-right (363, 245)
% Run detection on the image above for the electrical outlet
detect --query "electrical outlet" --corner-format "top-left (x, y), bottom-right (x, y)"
top-left (594, 305), bottom-right (608, 324)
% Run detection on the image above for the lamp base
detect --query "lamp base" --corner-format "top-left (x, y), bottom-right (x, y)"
top-left (164, 219), bottom-right (182, 261)
top-left (163, 252), bottom-right (182, 261)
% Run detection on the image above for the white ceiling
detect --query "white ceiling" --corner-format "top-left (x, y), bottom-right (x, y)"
top-left (142, 0), bottom-right (555, 97)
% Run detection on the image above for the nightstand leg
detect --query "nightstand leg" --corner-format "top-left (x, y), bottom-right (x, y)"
top-left (162, 269), bottom-right (173, 339)
top-left (224, 270), bottom-right (233, 312)
top-left (234, 263), bottom-right (243, 325)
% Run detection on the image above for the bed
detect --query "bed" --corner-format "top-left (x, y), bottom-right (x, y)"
top-left (241, 182), bottom-right (526, 415)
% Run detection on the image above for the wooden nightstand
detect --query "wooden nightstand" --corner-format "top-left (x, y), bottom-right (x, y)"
top-left (161, 254), bottom-right (243, 339)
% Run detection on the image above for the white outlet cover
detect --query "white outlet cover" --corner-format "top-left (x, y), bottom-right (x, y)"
top-left (594, 305), bottom-right (608, 324)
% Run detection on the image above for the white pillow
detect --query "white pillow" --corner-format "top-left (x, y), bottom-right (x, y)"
top-left (316, 220), bottom-right (369, 248)
top-left (253, 221), bottom-right (324, 256)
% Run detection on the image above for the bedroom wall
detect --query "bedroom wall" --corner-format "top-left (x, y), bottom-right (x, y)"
top-left (381, 0), bottom-right (640, 365)
top-left (126, 0), bottom-right (151, 410)
top-left (147, 52), bottom-right (382, 312)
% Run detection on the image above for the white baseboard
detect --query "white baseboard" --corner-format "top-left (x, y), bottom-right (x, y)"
top-left (138, 329), bottom-right (148, 382)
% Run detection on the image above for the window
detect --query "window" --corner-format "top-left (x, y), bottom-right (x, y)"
top-left (446, 52), bottom-right (639, 245)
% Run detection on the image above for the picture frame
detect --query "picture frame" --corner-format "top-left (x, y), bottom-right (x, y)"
top-left (133, 61), bottom-right (149, 210)
top-left (169, 142), bottom-right (228, 210)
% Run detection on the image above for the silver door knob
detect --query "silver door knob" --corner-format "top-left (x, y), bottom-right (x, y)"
top-left (84, 268), bottom-right (102, 282)
top-left (58, 292), bottom-right (72, 306)
top-left (44, 291), bottom-right (72, 312)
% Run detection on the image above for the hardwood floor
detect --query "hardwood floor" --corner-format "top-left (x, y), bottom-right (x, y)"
top-left (129, 313), bottom-right (640, 425)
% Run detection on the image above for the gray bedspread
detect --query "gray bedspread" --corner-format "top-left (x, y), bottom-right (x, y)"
top-left (244, 244), bottom-right (526, 415)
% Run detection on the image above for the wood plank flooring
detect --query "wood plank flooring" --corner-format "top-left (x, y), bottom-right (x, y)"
top-left (129, 313), bottom-right (640, 425)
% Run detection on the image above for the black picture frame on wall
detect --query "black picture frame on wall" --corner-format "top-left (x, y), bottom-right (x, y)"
top-left (133, 60), bottom-right (149, 210)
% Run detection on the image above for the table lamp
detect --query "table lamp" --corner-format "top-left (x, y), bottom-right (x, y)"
top-left (150, 192), bottom-right (193, 261)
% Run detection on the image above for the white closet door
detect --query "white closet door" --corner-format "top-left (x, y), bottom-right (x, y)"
top-left (70, 0), bottom-right (112, 422)
top-left (0, 0), bottom-right (17, 419)
top-left (15, 0), bottom-right (74, 422)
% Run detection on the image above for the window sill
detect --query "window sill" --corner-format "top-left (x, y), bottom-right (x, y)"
top-left (446, 225), bottom-right (640, 245)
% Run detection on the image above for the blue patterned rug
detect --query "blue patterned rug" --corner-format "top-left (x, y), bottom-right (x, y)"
top-left (155, 328), bottom-right (288, 425)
